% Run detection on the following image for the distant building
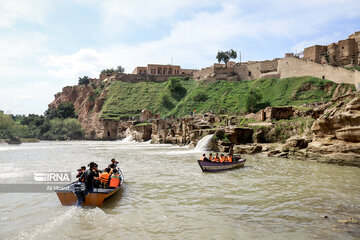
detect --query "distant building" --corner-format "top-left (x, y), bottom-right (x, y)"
top-left (132, 64), bottom-right (197, 76)
top-left (303, 31), bottom-right (360, 68)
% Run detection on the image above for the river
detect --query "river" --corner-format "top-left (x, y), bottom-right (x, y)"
top-left (0, 141), bottom-right (359, 240)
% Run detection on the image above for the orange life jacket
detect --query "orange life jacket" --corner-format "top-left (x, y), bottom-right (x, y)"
top-left (209, 156), bottom-right (213, 161)
top-left (214, 156), bottom-right (220, 162)
top-left (99, 172), bottom-right (110, 183)
top-left (109, 174), bottom-right (120, 188)
top-left (228, 156), bottom-right (232, 163)
top-left (219, 156), bottom-right (225, 163)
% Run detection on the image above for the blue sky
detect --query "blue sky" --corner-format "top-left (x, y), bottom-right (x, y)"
top-left (1, 0), bottom-right (360, 114)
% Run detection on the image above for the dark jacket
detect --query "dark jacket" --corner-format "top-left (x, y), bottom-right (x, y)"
top-left (84, 169), bottom-right (95, 188)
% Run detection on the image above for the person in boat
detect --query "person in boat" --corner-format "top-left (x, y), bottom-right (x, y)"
top-left (99, 168), bottom-right (111, 188)
top-left (84, 162), bottom-right (99, 194)
top-left (76, 166), bottom-right (86, 182)
top-left (108, 158), bottom-right (118, 169)
top-left (213, 153), bottom-right (220, 162)
top-left (208, 153), bottom-right (213, 161)
top-left (229, 146), bottom-right (234, 156)
top-left (200, 153), bottom-right (210, 161)
top-left (227, 154), bottom-right (233, 163)
top-left (93, 163), bottom-right (101, 188)
top-left (220, 154), bottom-right (227, 163)
top-left (109, 169), bottom-right (121, 188)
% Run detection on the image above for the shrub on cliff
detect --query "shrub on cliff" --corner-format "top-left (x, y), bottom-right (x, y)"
top-left (160, 93), bottom-right (174, 109)
top-left (245, 89), bottom-right (262, 113)
top-left (167, 77), bottom-right (187, 100)
top-left (56, 102), bottom-right (77, 119)
top-left (78, 76), bottom-right (89, 85)
top-left (192, 90), bottom-right (208, 102)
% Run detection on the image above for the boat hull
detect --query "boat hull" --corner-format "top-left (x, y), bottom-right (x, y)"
top-left (197, 159), bottom-right (246, 172)
top-left (56, 184), bottom-right (121, 207)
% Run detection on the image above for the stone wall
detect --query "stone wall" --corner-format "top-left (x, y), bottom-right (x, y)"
top-left (303, 45), bottom-right (327, 63)
top-left (278, 57), bottom-right (360, 90)
top-left (303, 31), bottom-right (360, 68)
top-left (115, 73), bottom-right (147, 83)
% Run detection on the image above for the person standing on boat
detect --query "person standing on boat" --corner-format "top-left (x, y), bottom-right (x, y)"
top-left (76, 166), bottom-right (86, 182)
top-left (229, 146), bottom-right (234, 156)
top-left (84, 162), bottom-right (99, 195)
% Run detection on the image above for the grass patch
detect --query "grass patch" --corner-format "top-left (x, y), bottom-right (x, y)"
top-left (100, 76), bottom-right (353, 119)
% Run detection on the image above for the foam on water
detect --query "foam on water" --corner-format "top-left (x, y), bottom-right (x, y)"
top-left (120, 135), bottom-right (135, 143)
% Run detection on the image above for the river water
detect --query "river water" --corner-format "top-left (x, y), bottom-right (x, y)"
top-left (0, 141), bottom-right (359, 240)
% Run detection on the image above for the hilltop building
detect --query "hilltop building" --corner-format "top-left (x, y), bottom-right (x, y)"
top-left (303, 31), bottom-right (360, 68)
top-left (132, 64), bottom-right (198, 76)
top-left (94, 31), bottom-right (360, 90)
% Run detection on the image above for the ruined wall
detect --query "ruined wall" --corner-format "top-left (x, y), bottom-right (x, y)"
top-left (115, 73), bottom-right (147, 83)
top-left (193, 66), bottom-right (214, 80)
top-left (303, 45), bottom-right (328, 63)
top-left (278, 57), bottom-right (360, 90)
top-left (303, 31), bottom-right (360, 68)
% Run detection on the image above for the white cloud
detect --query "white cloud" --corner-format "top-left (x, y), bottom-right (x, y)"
top-left (0, 81), bottom-right (58, 114)
top-left (0, 0), bottom-right (48, 28)
top-left (44, 0), bottom-right (360, 80)
top-left (98, 0), bottom-right (217, 28)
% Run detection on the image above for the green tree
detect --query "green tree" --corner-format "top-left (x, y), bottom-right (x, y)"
top-left (101, 68), bottom-right (116, 75)
top-left (116, 66), bottom-right (125, 74)
top-left (56, 102), bottom-right (77, 119)
top-left (216, 49), bottom-right (237, 68)
top-left (78, 76), bottom-right (90, 85)
top-left (0, 111), bottom-right (16, 138)
top-left (245, 89), bottom-right (262, 113)
top-left (63, 118), bottom-right (84, 139)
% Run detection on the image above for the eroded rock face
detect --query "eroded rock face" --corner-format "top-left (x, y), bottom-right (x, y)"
top-left (48, 85), bottom-right (110, 139)
top-left (307, 94), bottom-right (360, 166)
top-left (234, 144), bottom-right (262, 154)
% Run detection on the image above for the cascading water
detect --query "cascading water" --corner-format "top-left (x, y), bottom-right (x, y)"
top-left (120, 135), bottom-right (134, 142)
top-left (194, 134), bottom-right (214, 151)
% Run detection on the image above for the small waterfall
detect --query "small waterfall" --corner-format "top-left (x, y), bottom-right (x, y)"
top-left (120, 135), bottom-right (134, 142)
top-left (194, 134), bottom-right (214, 151)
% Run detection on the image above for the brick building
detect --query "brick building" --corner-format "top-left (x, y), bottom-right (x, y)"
top-left (132, 64), bottom-right (197, 76)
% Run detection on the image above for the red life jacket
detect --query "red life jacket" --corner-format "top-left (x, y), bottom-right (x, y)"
top-left (109, 174), bottom-right (120, 188)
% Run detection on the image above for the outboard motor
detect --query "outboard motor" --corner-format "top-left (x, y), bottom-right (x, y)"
top-left (73, 182), bottom-right (86, 207)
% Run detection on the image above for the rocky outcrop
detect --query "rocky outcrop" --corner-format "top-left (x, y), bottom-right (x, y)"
top-left (307, 94), bottom-right (360, 166)
top-left (49, 84), bottom-right (110, 139)
top-left (151, 113), bottom-right (220, 145)
top-left (234, 144), bottom-right (262, 154)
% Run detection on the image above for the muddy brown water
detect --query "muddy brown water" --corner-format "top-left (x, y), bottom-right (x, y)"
top-left (0, 141), bottom-right (359, 240)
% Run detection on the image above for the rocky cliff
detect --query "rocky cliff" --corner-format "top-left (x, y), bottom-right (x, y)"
top-left (307, 93), bottom-right (360, 166)
top-left (49, 84), bottom-right (109, 139)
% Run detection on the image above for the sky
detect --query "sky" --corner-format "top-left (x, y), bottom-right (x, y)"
top-left (1, 0), bottom-right (360, 115)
